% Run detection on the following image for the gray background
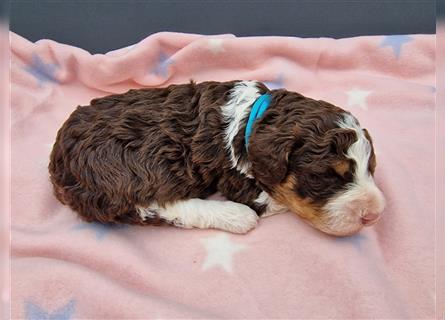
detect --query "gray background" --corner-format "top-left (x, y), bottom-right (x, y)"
top-left (10, 0), bottom-right (436, 54)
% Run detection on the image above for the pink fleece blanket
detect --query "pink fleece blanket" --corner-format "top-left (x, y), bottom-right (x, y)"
top-left (11, 31), bottom-right (436, 319)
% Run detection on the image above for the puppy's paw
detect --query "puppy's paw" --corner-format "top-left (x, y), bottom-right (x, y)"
top-left (171, 218), bottom-right (193, 229)
top-left (217, 202), bottom-right (259, 234)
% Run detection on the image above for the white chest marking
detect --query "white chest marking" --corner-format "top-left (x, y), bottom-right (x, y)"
top-left (221, 80), bottom-right (260, 178)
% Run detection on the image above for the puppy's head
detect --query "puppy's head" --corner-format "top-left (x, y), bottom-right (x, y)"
top-left (248, 94), bottom-right (385, 236)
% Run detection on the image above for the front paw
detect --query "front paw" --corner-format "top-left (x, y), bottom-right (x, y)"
top-left (218, 202), bottom-right (259, 234)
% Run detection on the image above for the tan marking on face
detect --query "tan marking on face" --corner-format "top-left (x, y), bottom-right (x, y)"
top-left (271, 174), bottom-right (364, 237)
top-left (271, 175), bottom-right (322, 223)
top-left (332, 160), bottom-right (350, 177)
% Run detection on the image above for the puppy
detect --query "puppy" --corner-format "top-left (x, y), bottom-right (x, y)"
top-left (49, 80), bottom-right (385, 236)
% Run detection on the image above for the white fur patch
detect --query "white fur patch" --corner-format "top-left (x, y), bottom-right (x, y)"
top-left (254, 191), bottom-right (288, 218)
top-left (137, 199), bottom-right (258, 234)
top-left (322, 113), bottom-right (385, 230)
top-left (221, 80), bottom-right (260, 177)
top-left (337, 114), bottom-right (371, 182)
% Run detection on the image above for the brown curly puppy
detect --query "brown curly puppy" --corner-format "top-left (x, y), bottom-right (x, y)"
top-left (49, 80), bottom-right (385, 236)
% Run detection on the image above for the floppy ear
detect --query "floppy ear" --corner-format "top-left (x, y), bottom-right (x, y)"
top-left (362, 128), bottom-right (373, 144)
top-left (248, 122), bottom-right (298, 187)
top-left (362, 128), bottom-right (377, 173)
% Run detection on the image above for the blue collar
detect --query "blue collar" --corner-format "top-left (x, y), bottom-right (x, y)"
top-left (244, 93), bottom-right (272, 148)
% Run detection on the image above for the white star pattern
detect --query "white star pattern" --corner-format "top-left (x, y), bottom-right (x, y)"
top-left (207, 39), bottom-right (225, 54)
top-left (200, 233), bottom-right (246, 273)
top-left (346, 89), bottom-right (372, 110)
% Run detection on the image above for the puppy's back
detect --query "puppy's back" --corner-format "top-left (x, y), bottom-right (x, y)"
top-left (48, 81), bottom-right (234, 225)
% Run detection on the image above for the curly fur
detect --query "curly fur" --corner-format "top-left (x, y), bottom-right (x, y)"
top-left (49, 80), bottom-right (384, 235)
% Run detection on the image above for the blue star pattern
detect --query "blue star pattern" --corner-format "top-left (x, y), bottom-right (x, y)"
top-left (264, 74), bottom-right (285, 89)
top-left (151, 51), bottom-right (174, 78)
top-left (380, 35), bottom-right (413, 58)
top-left (25, 299), bottom-right (76, 320)
top-left (23, 53), bottom-right (59, 86)
top-left (72, 222), bottom-right (127, 241)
